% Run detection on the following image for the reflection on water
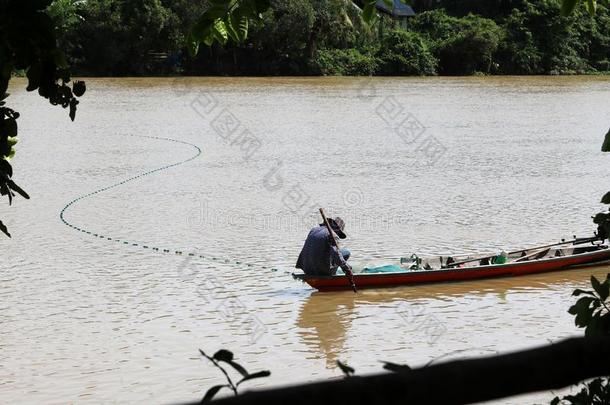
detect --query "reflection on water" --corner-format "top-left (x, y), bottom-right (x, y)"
top-left (2, 76), bottom-right (610, 404)
top-left (297, 293), bottom-right (355, 367)
top-left (295, 265), bottom-right (610, 370)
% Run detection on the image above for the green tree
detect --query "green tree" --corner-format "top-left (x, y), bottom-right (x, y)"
top-left (495, 0), bottom-right (610, 74)
top-left (120, 0), bottom-right (171, 74)
top-left (253, 0), bottom-right (315, 74)
top-left (522, 0), bottom-right (587, 74)
top-left (376, 29), bottom-right (437, 75)
top-left (312, 48), bottom-right (378, 75)
top-left (410, 10), bottom-right (502, 74)
top-left (46, 0), bottom-right (85, 34)
top-left (64, 0), bottom-right (172, 75)
top-left (306, 0), bottom-right (366, 59)
top-left (495, 7), bottom-right (543, 74)
top-left (571, 2), bottom-right (610, 71)
top-left (161, 0), bottom-right (209, 57)
top-left (405, 9), bottom-right (462, 43)
top-left (0, 0), bottom-right (85, 237)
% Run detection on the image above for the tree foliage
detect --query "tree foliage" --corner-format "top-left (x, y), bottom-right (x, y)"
top-left (312, 48), bottom-right (378, 75)
top-left (439, 14), bottom-right (503, 74)
top-left (186, 0), bottom-right (272, 57)
top-left (0, 0), bottom-right (85, 237)
top-left (199, 349), bottom-right (271, 403)
top-left (46, 0), bottom-right (85, 34)
top-left (551, 275), bottom-right (610, 404)
top-left (40, 0), bottom-right (610, 77)
top-left (568, 275), bottom-right (610, 336)
top-left (376, 29), bottom-right (437, 75)
top-left (56, 0), bottom-right (175, 75)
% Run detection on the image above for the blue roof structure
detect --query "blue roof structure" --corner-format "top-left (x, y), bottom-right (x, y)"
top-left (375, 0), bottom-right (416, 18)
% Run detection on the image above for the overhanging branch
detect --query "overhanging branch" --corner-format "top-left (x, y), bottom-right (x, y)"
top-left (188, 337), bottom-right (610, 405)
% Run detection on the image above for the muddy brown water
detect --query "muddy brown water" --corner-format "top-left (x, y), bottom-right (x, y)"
top-left (1, 76), bottom-right (610, 404)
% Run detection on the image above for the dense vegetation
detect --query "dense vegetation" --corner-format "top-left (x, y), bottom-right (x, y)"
top-left (47, 0), bottom-right (610, 76)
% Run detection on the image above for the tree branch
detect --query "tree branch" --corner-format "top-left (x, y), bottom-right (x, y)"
top-left (186, 337), bottom-right (610, 405)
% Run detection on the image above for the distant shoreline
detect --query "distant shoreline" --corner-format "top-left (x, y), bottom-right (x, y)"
top-left (12, 72), bottom-right (610, 79)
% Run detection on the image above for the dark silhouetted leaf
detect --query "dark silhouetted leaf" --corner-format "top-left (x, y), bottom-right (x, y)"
top-left (591, 275), bottom-right (609, 302)
top-left (7, 179), bottom-right (30, 200)
top-left (592, 276), bottom-right (603, 296)
top-left (213, 349), bottom-right (234, 362)
top-left (382, 361), bottom-right (411, 373)
top-left (0, 181), bottom-right (10, 200)
top-left (592, 212), bottom-right (610, 224)
top-left (337, 360), bottom-right (355, 377)
top-left (201, 384), bottom-right (225, 403)
top-left (0, 220), bottom-right (10, 237)
top-left (568, 296), bottom-right (594, 315)
top-left (0, 159), bottom-right (12, 177)
top-left (225, 360), bottom-right (248, 377)
top-left (575, 304), bottom-right (594, 327)
top-left (585, 313), bottom-right (601, 337)
top-left (73, 81), bottom-right (86, 97)
top-left (601, 192), bottom-right (610, 204)
top-left (569, 296), bottom-right (597, 328)
top-left (573, 288), bottom-right (595, 297)
top-left (5, 118), bottom-right (17, 137)
top-left (602, 128), bottom-right (610, 152)
top-left (69, 98), bottom-right (78, 121)
top-left (236, 370), bottom-right (271, 386)
top-left (26, 63), bottom-right (41, 92)
top-left (211, 349), bottom-right (247, 376)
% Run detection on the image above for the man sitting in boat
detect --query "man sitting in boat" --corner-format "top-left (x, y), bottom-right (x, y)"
top-left (295, 217), bottom-right (353, 276)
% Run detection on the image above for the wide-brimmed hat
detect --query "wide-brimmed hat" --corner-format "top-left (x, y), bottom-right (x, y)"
top-left (321, 217), bottom-right (347, 239)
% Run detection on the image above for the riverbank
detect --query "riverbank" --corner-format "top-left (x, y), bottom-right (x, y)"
top-left (50, 1), bottom-right (610, 77)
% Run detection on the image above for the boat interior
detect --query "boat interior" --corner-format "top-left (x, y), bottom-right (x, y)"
top-left (295, 241), bottom-right (610, 277)
top-left (401, 243), bottom-right (608, 271)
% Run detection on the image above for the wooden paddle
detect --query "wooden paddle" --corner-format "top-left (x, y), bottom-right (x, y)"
top-left (319, 208), bottom-right (357, 293)
top-left (509, 247), bottom-right (551, 263)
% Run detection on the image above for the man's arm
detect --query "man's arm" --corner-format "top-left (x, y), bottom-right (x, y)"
top-left (330, 244), bottom-right (352, 273)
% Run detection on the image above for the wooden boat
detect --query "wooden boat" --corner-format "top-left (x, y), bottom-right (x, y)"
top-left (292, 241), bottom-right (610, 291)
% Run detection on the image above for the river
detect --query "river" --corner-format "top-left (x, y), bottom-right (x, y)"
top-left (1, 76), bottom-right (610, 404)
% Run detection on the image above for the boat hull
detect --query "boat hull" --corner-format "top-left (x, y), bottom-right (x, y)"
top-left (293, 246), bottom-right (610, 291)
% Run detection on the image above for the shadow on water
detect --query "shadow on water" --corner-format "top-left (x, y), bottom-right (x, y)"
top-left (295, 264), bottom-right (610, 367)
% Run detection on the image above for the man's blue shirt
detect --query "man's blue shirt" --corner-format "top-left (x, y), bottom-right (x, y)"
top-left (295, 226), bottom-right (348, 276)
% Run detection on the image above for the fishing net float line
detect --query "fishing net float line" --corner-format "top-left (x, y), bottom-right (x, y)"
top-left (60, 134), bottom-right (273, 270)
